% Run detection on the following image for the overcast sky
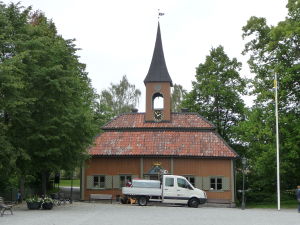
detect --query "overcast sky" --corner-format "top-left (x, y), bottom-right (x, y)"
top-left (4, 0), bottom-right (288, 111)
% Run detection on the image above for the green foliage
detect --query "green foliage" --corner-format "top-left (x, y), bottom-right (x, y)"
top-left (182, 45), bottom-right (246, 143)
top-left (26, 195), bottom-right (43, 203)
top-left (240, 0), bottom-right (300, 193)
top-left (59, 179), bottom-right (80, 187)
top-left (171, 84), bottom-right (187, 112)
top-left (0, 124), bottom-right (16, 190)
top-left (244, 190), bottom-right (296, 205)
top-left (96, 75), bottom-right (141, 127)
top-left (0, 2), bottom-right (98, 192)
top-left (246, 200), bottom-right (297, 209)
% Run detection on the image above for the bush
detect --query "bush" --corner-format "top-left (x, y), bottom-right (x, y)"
top-left (241, 190), bottom-right (295, 204)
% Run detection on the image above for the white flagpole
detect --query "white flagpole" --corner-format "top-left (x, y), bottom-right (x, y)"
top-left (274, 73), bottom-right (280, 211)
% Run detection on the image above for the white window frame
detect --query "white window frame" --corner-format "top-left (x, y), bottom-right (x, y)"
top-left (120, 175), bottom-right (132, 188)
top-left (93, 175), bottom-right (105, 189)
top-left (210, 177), bottom-right (223, 191)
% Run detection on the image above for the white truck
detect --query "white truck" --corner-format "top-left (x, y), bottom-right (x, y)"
top-left (122, 175), bottom-right (207, 208)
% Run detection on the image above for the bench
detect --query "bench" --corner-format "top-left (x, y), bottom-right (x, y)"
top-left (89, 194), bottom-right (112, 203)
top-left (0, 197), bottom-right (13, 216)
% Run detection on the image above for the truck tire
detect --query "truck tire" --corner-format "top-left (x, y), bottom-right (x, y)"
top-left (138, 196), bottom-right (148, 206)
top-left (121, 196), bottom-right (128, 204)
top-left (188, 198), bottom-right (199, 208)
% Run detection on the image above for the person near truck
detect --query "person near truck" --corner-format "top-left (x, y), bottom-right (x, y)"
top-left (297, 185), bottom-right (300, 213)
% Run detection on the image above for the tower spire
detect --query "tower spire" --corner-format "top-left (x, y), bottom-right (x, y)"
top-left (144, 22), bottom-right (172, 122)
top-left (144, 22), bottom-right (173, 86)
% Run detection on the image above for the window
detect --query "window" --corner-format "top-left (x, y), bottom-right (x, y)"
top-left (210, 177), bottom-right (222, 190)
top-left (165, 177), bottom-right (174, 187)
top-left (177, 178), bottom-right (188, 188)
top-left (120, 175), bottom-right (132, 188)
top-left (93, 175), bottom-right (105, 188)
top-left (185, 176), bottom-right (195, 187)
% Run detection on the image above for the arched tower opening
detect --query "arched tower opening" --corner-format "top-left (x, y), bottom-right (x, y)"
top-left (152, 92), bottom-right (164, 110)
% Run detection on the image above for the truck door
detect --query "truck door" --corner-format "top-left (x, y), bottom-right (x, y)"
top-left (176, 177), bottom-right (192, 204)
top-left (163, 177), bottom-right (188, 204)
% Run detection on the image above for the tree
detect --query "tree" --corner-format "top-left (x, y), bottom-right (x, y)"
top-left (0, 2), bottom-right (33, 191)
top-left (98, 75), bottom-right (141, 123)
top-left (0, 3), bottom-right (98, 194)
top-left (241, 0), bottom-right (300, 193)
top-left (182, 46), bottom-right (246, 143)
top-left (171, 84), bottom-right (187, 112)
top-left (0, 124), bottom-right (16, 191)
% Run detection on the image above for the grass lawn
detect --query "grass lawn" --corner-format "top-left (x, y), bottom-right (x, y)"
top-left (246, 200), bottom-right (298, 209)
top-left (59, 179), bottom-right (80, 187)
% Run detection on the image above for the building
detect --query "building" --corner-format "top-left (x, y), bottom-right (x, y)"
top-left (81, 22), bottom-right (238, 204)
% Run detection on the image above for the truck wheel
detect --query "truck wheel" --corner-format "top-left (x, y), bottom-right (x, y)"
top-left (188, 198), bottom-right (199, 208)
top-left (121, 196), bottom-right (128, 204)
top-left (138, 196), bottom-right (148, 206)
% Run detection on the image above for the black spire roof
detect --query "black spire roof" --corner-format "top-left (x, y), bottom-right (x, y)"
top-left (144, 22), bottom-right (173, 86)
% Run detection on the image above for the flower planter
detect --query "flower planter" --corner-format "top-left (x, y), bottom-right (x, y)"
top-left (42, 202), bottom-right (54, 210)
top-left (27, 202), bottom-right (42, 210)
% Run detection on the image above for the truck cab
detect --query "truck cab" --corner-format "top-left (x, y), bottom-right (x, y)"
top-left (162, 175), bottom-right (207, 207)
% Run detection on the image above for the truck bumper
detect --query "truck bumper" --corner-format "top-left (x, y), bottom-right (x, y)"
top-left (199, 198), bottom-right (207, 204)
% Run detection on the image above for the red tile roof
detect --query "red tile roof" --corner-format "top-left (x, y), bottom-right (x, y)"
top-left (89, 113), bottom-right (237, 158)
top-left (89, 131), bottom-right (237, 158)
top-left (103, 113), bottom-right (214, 129)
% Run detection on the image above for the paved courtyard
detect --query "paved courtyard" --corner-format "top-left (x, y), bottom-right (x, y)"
top-left (1, 202), bottom-right (299, 225)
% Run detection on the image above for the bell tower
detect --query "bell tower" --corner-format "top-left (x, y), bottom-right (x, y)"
top-left (144, 22), bottom-right (173, 122)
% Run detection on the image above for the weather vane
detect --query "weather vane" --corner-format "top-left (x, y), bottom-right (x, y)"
top-left (158, 9), bottom-right (165, 20)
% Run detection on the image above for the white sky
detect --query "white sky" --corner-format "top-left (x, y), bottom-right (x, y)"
top-left (4, 0), bottom-right (288, 111)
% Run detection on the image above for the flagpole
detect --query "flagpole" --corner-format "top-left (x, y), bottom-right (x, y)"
top-left (275, 73), bottom-right (280, 211)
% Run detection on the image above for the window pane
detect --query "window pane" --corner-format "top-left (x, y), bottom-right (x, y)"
top-left (217, 183), bottom-right (222, 190)
top-left (165, 178), bottom-right (174, 187)
top-left (93, 176), bottom-right (99, 188)
top-left (100, 182), bottom-right (105, 188)
top-left (189, 177), bottom-right (195, 186)
top-left (177, 178), bottom-right (187, 188)
top-left (100, 176), bottom-right (105, 182)
top-left (210, 178), bottom-right (216, 190)
top-left (217, 178), bottom-right (222, 190)
top-left (98, 176), bottom-right (105, 188)
top-left (120, 176), bottom-right (125, 187)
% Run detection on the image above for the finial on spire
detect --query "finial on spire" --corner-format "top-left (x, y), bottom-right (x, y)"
top-left (158, 9), bottom-right (165, 21)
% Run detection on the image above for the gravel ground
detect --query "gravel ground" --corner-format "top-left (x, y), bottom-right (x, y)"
top-left (1, 202), bottom-right (299, 225)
